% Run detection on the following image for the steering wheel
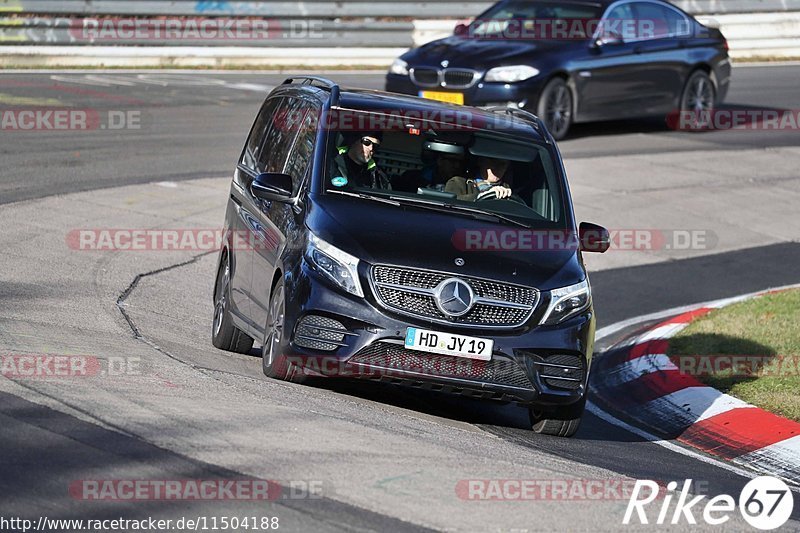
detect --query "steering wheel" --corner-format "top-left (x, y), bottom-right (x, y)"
top-left (476, 188), bottom-right (528, 206)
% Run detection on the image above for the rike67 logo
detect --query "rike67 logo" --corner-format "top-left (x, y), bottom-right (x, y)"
top-left (624, 477), bottom-right (794, 530)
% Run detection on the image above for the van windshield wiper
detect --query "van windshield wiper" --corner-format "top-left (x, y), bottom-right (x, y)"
top-left (328, 190), bottom-right (531, 228)
top-left (389, 196), bottom-right (532, 229)
top-left (327, 189), bottom-right (400, 206)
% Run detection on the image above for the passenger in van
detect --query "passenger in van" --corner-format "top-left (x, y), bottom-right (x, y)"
top-left (444, 156), bottom-right (512, 201)
top-left (332, 131), bottom-right (391, 190)
top-left (393, 145), bottom-right (467, 193)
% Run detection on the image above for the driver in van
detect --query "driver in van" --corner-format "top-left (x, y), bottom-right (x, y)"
top-left (445, 156), bottom-right (512, 201)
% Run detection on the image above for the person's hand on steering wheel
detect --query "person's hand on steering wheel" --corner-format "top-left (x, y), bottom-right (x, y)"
top-left (489, 185), bottom-right (512, 199)
top-left (477, 186), bottom-right (527, 205)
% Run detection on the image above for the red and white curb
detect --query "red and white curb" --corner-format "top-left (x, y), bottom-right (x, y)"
top-left (590, 285), bottom-right (800, 485)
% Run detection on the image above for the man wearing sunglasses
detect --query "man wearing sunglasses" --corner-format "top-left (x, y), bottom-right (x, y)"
top-left (332, 130), bottom-right (391, 190)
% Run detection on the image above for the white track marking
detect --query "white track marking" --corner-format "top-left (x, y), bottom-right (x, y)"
top-left (735, 436), bottom-right (800, 481)
top-left (604, 353), bottom-right (677, 387)
top-left (136, 74), bottom-right (228, 87)
top-left (47, 73), bottom-right (273, 93)
top-left (648, 386), bottom-right (752, 423)
top-left (50, 74), bottom-right (114, 87)
top-left (84, 75), bottom-right (137, 86)
top-left (224, 82), bottom-right (273, 92)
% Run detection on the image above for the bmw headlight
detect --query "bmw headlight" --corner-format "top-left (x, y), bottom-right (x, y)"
top-left (306, 233), bottom-right (364, 297)
top-left (540, 279), bottom-right (591, 325)
top-left (389, 58), bottom-right (409, 76)
top-left (484, 65), bottom-right (540, 83)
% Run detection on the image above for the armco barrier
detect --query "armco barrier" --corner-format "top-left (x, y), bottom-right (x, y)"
top-left (0, 17), bottom-right (415, 47)
top-left (1, 0), bottom-right (799, 64)
top-left (1, 1), bottom-right (489, 17)
top-left (2, 0), bottom-right (800, 16)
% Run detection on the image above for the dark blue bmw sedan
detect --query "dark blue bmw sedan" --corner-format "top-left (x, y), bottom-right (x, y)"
top-left (386, 0), bottom-right (731, 139)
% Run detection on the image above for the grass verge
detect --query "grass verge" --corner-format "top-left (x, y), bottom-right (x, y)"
top-left (668, 289), bottom-right (800, 422)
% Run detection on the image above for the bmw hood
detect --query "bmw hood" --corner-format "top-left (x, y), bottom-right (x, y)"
top-left (307, 194), bottom-right (584, 291)
top-left (405, 36), bottom-right (569, 69)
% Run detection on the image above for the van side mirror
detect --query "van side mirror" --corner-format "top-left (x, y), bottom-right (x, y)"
top-left (579, 222), bottom-right (610, 253)
top-left (250, 172), bottom-right (294, 202)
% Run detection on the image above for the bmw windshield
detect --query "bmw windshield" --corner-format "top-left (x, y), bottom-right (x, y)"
top-left (468, 0), bottom-right (604, 39)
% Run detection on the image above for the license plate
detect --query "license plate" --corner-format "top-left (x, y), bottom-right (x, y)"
top-left (404, 327), bottom-right (493, 361)
top-left (419, 91), bottom-right (464, 105)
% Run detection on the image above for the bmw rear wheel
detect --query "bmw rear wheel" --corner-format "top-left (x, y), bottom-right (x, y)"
top-left (679, 70), bottom-right (716, 131)
top-left (537, 78), bottom-right (573, 141)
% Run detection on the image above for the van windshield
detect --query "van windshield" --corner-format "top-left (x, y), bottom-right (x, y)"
top-left (324, 117), bottom-right (570, 230)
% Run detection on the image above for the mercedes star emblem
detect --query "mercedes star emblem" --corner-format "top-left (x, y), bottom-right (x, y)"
top-left (434, 278), bottom-right (474, 317)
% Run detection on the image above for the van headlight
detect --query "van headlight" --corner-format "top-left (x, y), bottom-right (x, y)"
top-left (306, 233), bottom-right (364, 297)
top-left (390, 58), bottom-right (409, 76)
top-left (540, 279), bottom-right (591, 325)
top-left (485, 65), bottom-right (540, 83)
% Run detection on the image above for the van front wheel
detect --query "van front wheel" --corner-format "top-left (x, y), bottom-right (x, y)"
top-left (529, 397), bottom-right (585, 438)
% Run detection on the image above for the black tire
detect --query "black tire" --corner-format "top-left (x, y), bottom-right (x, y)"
top-left (262, 279), bottom-right (305, 383)
top-left (212, 253), bottom-right (254, 353)
top-left (529, 397), bottom-right (585, 438)
top-left (537, 77), bottom-right (573, 141)
top-left (678, 70), bottom-right (716, 132)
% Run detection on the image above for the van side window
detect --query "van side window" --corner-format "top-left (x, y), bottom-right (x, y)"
top-left (257, 97), bottom-right (306, 175)
top-left (284, 103), bottom-right (319, 194)
top-left (241, 98), bottom-right (281, 172)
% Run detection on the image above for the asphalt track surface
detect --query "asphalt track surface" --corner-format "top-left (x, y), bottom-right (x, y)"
top-left (2, 66), bottom-right (800, 206)
top-left (1, 68), bottom-right (800, 531)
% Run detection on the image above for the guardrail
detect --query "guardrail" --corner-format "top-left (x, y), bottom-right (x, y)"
top-left (2, 0), bottom-right (800, 16)
top-left (0, 0), bottom-right (798, 62)
top-left (0, 17), bottom-right (414, 47)
top-left (2, 1), bottom-right (491, 17)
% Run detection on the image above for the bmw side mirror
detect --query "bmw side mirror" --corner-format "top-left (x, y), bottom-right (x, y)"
top-left (579, 222), bottom-right (610, 253)
top-left (454, 23), bottom-right (468, 36)
top-left (250, 172), bottom-right (294, 202)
